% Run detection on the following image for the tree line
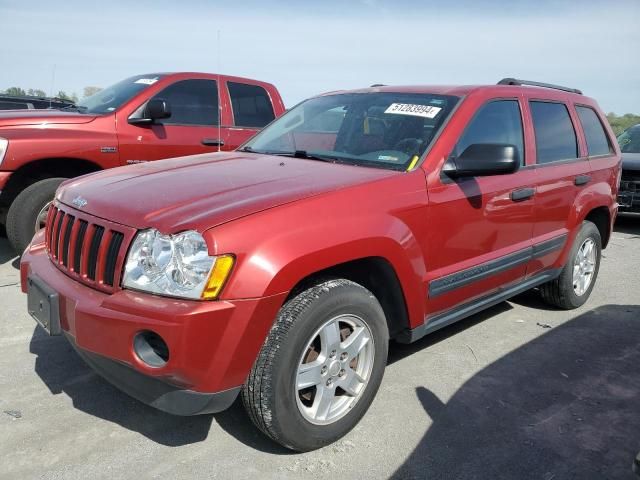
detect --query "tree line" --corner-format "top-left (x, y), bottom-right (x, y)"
top-left (1, 86), bottom-right (102, 103)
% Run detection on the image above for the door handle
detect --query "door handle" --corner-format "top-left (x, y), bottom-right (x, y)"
top-left (201, 138), bottom-right (225, 147)
top-left (575, 174), bottom-right (591, 186)
top-left (510, 187), bottom-right (535, 202)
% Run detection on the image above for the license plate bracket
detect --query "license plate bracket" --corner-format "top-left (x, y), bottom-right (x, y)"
top-left (27, 275), bottom-right (61, 336)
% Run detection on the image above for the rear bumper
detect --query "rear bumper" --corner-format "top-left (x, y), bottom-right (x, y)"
top-left (21, 231), bottom-right (288, 413)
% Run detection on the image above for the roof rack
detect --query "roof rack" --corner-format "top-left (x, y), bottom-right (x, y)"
top-left (370, 84), bottom-right (387, 87)
top-left (497, 78), bottom-right (582, 95)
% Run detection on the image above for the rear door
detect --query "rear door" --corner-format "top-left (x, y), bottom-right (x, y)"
top-left (525, 99), bottom-right (592, 276)
top-left (116, 78), bottom-right (229, 164)
top-left (425, 97), bottom-right (536, 318)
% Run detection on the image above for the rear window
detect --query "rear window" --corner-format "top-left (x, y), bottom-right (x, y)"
top-left (228, 82), bottom-right (275, 128)
top-left (530, 101), bottom-right (578, 164)
top-left (576, 106), bottom-right (612, 156)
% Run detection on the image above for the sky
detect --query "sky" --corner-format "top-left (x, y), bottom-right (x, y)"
top-left (1, 0), bottom-right (639, 113)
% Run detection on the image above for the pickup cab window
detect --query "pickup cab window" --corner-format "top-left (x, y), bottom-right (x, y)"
top-left (150, 79), bottom-right (219, 126)
top-left (244, 92), bottom-right (459, 171)
top-left (228, 82), bottom-right (275, 128)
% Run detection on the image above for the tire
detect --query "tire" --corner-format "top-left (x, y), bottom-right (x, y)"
top-left (540, 220), bottom-right (602, 309)
top-left (242, 279), bottom-right (389, 452)
top-left (6, 177), bottom-right (67, 254)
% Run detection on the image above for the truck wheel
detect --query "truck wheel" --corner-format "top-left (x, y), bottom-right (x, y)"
top-left (6, 177), bottom-right (67, 253)
top-left (242, 279), bottom-right (388, 451)
top-left (540, 221), bottom-right (602, 310)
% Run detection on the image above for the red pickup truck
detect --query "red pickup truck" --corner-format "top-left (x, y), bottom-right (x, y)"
top-left (21, 79), bottom-right (620, 451)
top-left (0, 72), bottom-right (285, 252)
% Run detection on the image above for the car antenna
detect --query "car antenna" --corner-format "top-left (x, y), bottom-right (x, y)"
top-left (217, 30), bottom-right (222, 153)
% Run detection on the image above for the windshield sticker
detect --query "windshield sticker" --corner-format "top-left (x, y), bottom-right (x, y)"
top-left (384, 103), bottom-right (442, 119)
top-left (134, 77), bottom-right (159, 85)
top-left (378, 155), bottom-right (399, 162)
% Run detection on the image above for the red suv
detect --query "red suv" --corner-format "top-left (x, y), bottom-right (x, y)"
top-left (21, 78), bottom-right (620, 451)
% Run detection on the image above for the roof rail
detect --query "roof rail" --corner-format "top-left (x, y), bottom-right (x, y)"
top-left (370, 84), bottom-right (387, 87)
top-left (497, 78), bottom-right (582, 95)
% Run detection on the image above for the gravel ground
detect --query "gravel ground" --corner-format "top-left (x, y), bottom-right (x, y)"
top-left (0, 215), bottom-right (639, 480)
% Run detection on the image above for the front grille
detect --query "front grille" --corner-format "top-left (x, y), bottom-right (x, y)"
top-left (45, 203), bottom-right (135, 293)
top-left (621, 171), bottom-right (640, 192)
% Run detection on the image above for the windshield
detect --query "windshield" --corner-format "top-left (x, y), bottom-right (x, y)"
top-left (243, 92), bottom-right (459, 171)
top-left (75, 74), bottom-right (165, 114)
top-left (618, 126), bottom-right (640, 153)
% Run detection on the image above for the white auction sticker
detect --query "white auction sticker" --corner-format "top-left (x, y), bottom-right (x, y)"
top-left (384, 103), bottom-right (442, 119)
top-left (134, 77), bottom-right (159, 85)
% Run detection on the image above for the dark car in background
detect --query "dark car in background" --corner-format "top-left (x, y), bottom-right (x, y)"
top-left (618, 124), bottom-right (640, 213)
top-left (0, 94), bottom-right (75, 111)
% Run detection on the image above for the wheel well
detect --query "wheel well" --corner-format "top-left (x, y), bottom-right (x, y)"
top-left (584, 206), bottom-right (611, 248)
top-left (0, 158), bottom-right (101, 206)
top-left (287, 257), bottom-right (410, 340)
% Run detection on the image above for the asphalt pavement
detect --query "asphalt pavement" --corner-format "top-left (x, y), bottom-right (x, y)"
top-left (1, 216), bottom-right (639, 479)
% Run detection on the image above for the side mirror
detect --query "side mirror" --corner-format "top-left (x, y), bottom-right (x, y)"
top-left (443, 143), bottom-right (520, 178)
top-left (128, 98), bottom-right (171, 125)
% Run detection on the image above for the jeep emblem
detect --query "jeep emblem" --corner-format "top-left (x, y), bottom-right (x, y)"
top-left (72, 196), bottom-right (88, 209)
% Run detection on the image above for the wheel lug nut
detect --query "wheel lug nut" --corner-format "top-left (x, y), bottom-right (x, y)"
top-left (338, 369), bottom-right (345, 377)
top-left (326, 379), bottom-right (333, 387)
top-left (329, 350), bottom-right (336, 359)
top-left (340, 352), bottom-right (348, 361)
top-left (321, 366), bottom-right (327, 374)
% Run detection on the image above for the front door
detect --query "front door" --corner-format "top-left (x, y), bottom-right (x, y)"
top-left (116, 78), bottom-right (230, 165)
top-left (425, 98), bottom-right (536, 319)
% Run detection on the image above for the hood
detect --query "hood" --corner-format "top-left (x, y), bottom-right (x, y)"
top-left (57, 152), bottom-right (397, 231)
top-left (0, 110), bottom-right (98, 128)
top-left (622, 152), bottom-right (640, 172)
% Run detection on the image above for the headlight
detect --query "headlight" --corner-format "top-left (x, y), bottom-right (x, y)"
top-left (0, 138), bottom-right (8, 166)
top-left (123, 229), bottom-right (234, 300)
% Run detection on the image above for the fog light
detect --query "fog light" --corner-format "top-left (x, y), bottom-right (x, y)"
top-left (133, 330), bottom-right (169, 368)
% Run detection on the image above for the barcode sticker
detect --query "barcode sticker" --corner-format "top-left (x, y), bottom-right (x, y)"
top-left (384, 103), bottom-right (442, 119)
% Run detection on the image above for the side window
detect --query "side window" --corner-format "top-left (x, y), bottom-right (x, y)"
top-left (228, 82), bottom-right (275, 128)
top-left (455, 100), bottom-right (525, 165)
top-left (576, 106), bottom-right (612, 156)
top-left (152, 79), bottom-right (218, 126)
top-left (530, 101), bottom-right (578, 164)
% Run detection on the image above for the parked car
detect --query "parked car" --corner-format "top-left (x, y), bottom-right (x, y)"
top-left (617, 124), bottom-right (640, 212)
top-left (21, 78), bottom-right (620, 451)
top-left (0, 72), bottom-right (285, 252)
top-left (0, 94), bottom-right (75, 111)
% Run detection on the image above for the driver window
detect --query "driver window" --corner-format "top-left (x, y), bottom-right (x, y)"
top-left (454, 100), bottom-right (524, 165)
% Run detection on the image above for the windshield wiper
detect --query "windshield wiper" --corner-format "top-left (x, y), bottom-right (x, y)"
top-left (241, 147), bottom-right (345, 164)
top-left (59, 104), bottom-right (88, 113)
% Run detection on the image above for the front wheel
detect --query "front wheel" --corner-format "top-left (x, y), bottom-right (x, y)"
top-left (540, 220), bottom-right (602, 309)
top-left (242, 279), bottom-right (389, 451)
top-left (6, 177), bottom-right (67, 254)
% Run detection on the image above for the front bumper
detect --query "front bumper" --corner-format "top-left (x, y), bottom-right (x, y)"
top-left (618, 190), bottom-right (640, 212)
top-left (619, 175), bottom-right (640, 212)
top-left (21, 232), bottom-right (288, 415)
top-left (66, 333), bottom-right (240, 415)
